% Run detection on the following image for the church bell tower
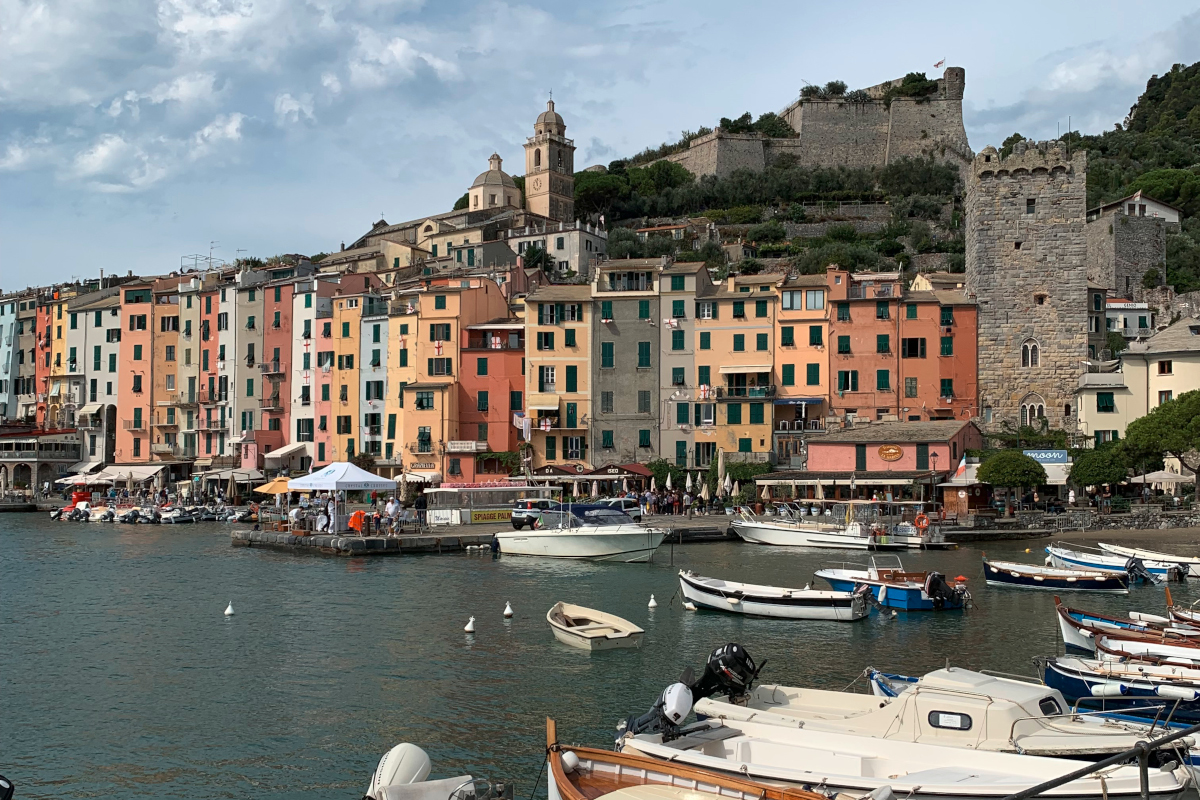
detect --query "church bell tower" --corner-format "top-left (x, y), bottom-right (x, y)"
top-left (524, 99), bottom-right (575, 223)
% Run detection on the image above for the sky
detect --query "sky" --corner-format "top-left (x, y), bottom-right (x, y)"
top-left (3, 0), bottom-right (1200, 288)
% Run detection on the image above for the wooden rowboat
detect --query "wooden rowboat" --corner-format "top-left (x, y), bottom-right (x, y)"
top-left (546, 602), bottom-right (644, 651)
top-left (546, 718), bottom-right (826, 800)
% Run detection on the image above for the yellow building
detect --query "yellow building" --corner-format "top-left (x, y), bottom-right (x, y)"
top-left (150, 278), bottom-right (182, 462)
top-left (694, 273), bottom-right (783, 462)
top-left (524, 284), bottom-right (592, 469)
top-left (330, 292), bottom-right (364, 460)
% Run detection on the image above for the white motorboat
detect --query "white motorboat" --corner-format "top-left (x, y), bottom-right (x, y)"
top-left (677, 570), bottom-right (868, 621)
top-left (620, 715), bottom-right (1191, 799)
top-left (734, 501), bottom-right (948, 550)
top-left (1099, 543), bottom-right (1200, 578)
top-left (494, 504), bottom-right (666, 562)
top-left (695, 666), bottom-right (1190, 759)
top-left (546, 602), bottom-right (643, 650)
top-left (1046, 543), bottom-right (1184, 582)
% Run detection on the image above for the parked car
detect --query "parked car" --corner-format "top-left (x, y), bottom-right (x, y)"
top-left (511, 499), bottom-right (561, 529)
top-left (600, 497), bottom-right (643, 522)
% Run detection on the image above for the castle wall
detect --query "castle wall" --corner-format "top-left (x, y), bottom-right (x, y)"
top-left (1086, 211), bottom-right (1168, 299)
top-left (965, 142), bottom-right (1089, 431)
top-left (660, 132), bottom-right (765, 179)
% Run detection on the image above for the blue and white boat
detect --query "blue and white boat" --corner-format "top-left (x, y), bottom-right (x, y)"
top-left (1055, 599), bottom-right (1199, 652)
top-left (1042, 655), bottom-right (1200, 724)
top-left (1046, 543), bottom-right (1185, 582)
top-left (815, 555), bottom-right (970, 610)
top-left (984, 557), bottom-right (1130, 594)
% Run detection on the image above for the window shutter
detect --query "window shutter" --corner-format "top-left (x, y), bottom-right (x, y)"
top-left (566, 365), bottom-right (577, 393)
top-left (851, 371), bottom-right (859, 392)
top-left (427, 358), bottom-right (434, 374)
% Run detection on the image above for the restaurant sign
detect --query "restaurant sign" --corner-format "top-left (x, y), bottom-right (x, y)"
top-left (470, 509), bottom-right (512, 523)
top-left (878, 444), bottom-right (904, 462)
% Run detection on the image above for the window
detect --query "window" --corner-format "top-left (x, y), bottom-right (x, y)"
top-left (672, 299), bottom-right (685, 318)
top-left (697, 302), bottom-right (717, 319)
top-left (727, 403), bottom-right (742, 424)
top-left (940, 336), bottom-right (953, 356)
top-left (806, 363), bottom-right (820, 386)
top-left (133, 344), bottom-right (142, 361)
top-left (876, 301), bottom-right (890, 320)
top-left (699, 332), bottom-right (711, 350)
top-left (638, 300), bottom-right (650, 319)
top-left (905, 377), bottom-right (918, 398)
top-left (697, 366), bottom-right (710, 386)
top-left (756, 333), bottom-right (768, 351)
top-left (837, 370), bottom-right (859, 392)
top-left (940, 379), bottom-right (954, 399)
top-left (638, 429), bottom-right (651, 448)
top-left (855, 444), bottom-right (866, 471)
top-left (1096, 392), bottom-right (1115, 413)
top-left (1022, 341), bottom-right (1040, 367)
top-left (876, 334), bottom-right (890, 354)
top-left (805, 290), bottom-right (824, 310)
top-left (837, 336), bottom-right (850, 354)
top-left (781, 364), bottom-right (795, 386)
top-left (510, 390), bottom-right (523, 411)
top-left (537, 366), bottom-right (556, 393)
top-left (672, 366), bottom-right (685, 386)
top-left (428, 357), bottom-right (452, 375)
top-left (322, 384), bottom-right (330, 401)
top-left (415, 391), bottom-right (434, 410)
top-left (749, 402), bottom-right (764, 424)
top-left (732, 301), bottom-right (745, 318)
top-left (564, 328), bottom-right (576, 347)
top-left (877, 370), bottom-right (890, 391)
top-left (733, 334), bottom-right (745, 352)
top-left (671, 275), bottom-right (685, 291)
top-left (246, 315), bottom-right (255, 330)
top-left (600, 391), bottom-right (614, 414)
top-left (738, 438), bottom-right (752, 453)
top-left (601, 341), bottom-right (614, 368)
top-left (638, 391), bottom-right (651, 414)
top-left (434, 295), bottom-right (446, 310)
top-left (901, 338), bottom-right (926, 358)
top-left (676, 402), bottom-right (690, 425)
top-left (1026, 198), bottom-right (1036, 215)
top-left (477, 391), bottom-right (489, 412)
top-left (370, 348), bottom-right (381, 367)
top-left (132, 374), bottom-right (143, 394)
top-left (1159, 360), bottom-right (1173, 375)
top-left (602, 430), bottom-right (614, 448)
top-left (781, 326), bottom-right (795, 346)
top-left (600, 300), bottom-right (612, 321)
top-left (565, 365), bottom-right (578, 393)
top-left (755, 300), bottom-right (768, 318)
top-left (430, 323), bottom-right (451, 341)
top-left (940, 307), bottom-right (954, 326)
top-left (672, 329), bottom-right (685, 350)
top-left (1160, 390), bottom-right (1174, 405)
top-left (537, 331), bottom-right (555, 351)
top-left (638, 341), bottom-right (651, 368)
top-left (399, 349), bottom-right (408, 367)
top-left (836, 302), bottom-right (850, 322)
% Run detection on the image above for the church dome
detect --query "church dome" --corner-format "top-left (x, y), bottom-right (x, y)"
top-left (535, 99), bottom-right (566, 135)
top-left (471, 153), bottom-right (516, 189)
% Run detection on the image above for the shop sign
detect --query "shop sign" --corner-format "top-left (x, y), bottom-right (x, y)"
top-left (878, 444), bottom-right (904, 462)
top-left (470, 509), bottom-right (512, 523)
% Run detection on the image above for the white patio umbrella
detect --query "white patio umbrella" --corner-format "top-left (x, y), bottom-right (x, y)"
top-left (622, 478), bottom-right (629, 493)
top-left (699, 482), bottom-right (711, 502)
top-left (717, 448), bottom-right (726, 488)
top-left (761, 484), bottom-right (772, 501)
top-left (665, 472), bottom-right (673, 491)
top-left (685, 472), bottom-right (693, 492)
top-left (723, 473), bottom-right (733, 495)
top-left (650, 476), bottom-right (657, 492)
top-left (733, 480), bottom-right (741, 497)
top-left (591, 480), bottom-right (599, 497)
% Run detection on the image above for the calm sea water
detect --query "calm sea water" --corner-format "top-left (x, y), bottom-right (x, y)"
top-left (6, 516), bottom-right (1200, 798)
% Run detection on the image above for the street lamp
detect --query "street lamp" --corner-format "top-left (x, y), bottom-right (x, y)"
top-left (929, 451), bottom-right (939, 505)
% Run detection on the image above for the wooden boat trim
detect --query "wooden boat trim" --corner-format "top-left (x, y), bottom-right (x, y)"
top-left (546, 718), bottom-right (824, 800)
top-left (1055, 599), bottom-right (1200, 647)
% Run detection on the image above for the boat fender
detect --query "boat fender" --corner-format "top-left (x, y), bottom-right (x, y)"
top-left (1090, 682), bottom-right (1130, 697)
top-left (366, 743), bottom-right (432, 800)
top-left (866, 786), bottom-right (898, 800)
top-left (560, 751), bottom-right (580, 773)
top-left (1156, 685), bottom-right (1200, 701)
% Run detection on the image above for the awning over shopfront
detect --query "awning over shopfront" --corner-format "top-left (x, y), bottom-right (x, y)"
top-left (719, 364), bottom-right (772, 374)
top-left (99, 464), bottom-right (168, 483)
top-left (263, 441), bottom-right (309, 464)
top-left (528, 404), bottom-right (560, 411)
top-left (77, 403), bottom-right (103, 417)
top-left (757, 470), bottom-right (941, 487)
top-left (196, 468), bottom-right (264, 483)
top-left (404, 471), bottom-right (442, 483)
top-left (773, 397), bottom-right (824, 405)
top-left (66, 460), bottom-right (104, 474)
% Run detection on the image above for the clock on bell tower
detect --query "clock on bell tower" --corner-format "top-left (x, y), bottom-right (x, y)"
top-left (523, 99), bottom-right (575, 223)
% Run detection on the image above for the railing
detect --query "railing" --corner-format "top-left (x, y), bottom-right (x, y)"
top-left (389, 302), bottom-right (418, 315)
top-left (259, 361), bottom-right (284, 374)
top-left (716, 385), bottom-right (776, 400)
top-left (76, 416), bottom-right (102, 430)
top-left (259, 395), bottom-right (283, 410)
top-left (366, 425), bottom-right (382, 436)
top-left (122, 419), bottom-right (145, 431)
top-left (465, 337), bottom-right (524, 350)
top-left (299, 397), bottom-right (311, 406)
top-left (196, 417), bottom-right (226, 430)
top-left (152, 416), bottom-right (179, 427)
top-left (849, 285), bottom-right (896, 299)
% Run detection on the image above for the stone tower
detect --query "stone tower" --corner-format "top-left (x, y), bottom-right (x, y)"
top-left (524, 100), bottom-right (575, 222)
top-left (965, 141), bottom-right (1088, 432)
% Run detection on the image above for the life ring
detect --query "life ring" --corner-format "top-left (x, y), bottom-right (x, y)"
top-left (914, 513), bottom-right (930, 530)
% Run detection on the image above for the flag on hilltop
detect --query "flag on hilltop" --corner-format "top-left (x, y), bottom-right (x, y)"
top-left (933, 59), bottom-right (945, 69)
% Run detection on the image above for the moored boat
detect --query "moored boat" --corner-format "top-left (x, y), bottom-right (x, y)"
top-left (546, 602), bottom-right (643, 650)
top-left (495, 505), bottom-right (666, 562)
top-left (1046, 543), bottom-right (1184, 582)
top-left (984, 557), bottom-right (1129, 594)
top-left (815, 555), bottom-right (970, 610)
top-left (1055, 599), bottom-right (1200, 654)
top-left (1099, 543), bottom-right (1200, 578)
top-left (1041, 655), bottom-right (1200, 723)
top-left (677, 570), bottom-right (869, 621)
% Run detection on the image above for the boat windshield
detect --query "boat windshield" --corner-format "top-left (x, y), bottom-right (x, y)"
top-left (576, 508), bottom-right (635, 526)
top-left (870, 554), bottom-right (905, 572)
top-left (537, 511), bottom-right (582, 529)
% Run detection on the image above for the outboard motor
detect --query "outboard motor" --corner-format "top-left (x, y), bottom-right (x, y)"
top-left (117, 509), bottom-right (140, 524)
top-left (98, 508), bottom-right (115, 523)
top-left (49, 508), bottom-right (63, 520)
top-left (616, 644), bottom-right (762, 744)
top-left (924, 572), bottom-right (970, 609)
top-left (1125, 557), bottom-right (1162, 585)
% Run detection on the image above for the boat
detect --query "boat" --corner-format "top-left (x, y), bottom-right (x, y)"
top-left (1042, 656), bottom-right (1200, 724)
top-left (1099, 543), bottom-right (1200, 578)
top-left (984, 557), bottom-right (1130, 594)
top-left (546, 602), bottom-right (644, 650)
top-left (1096, 635), bottom-right (1200, 668)
top-left (1055, 599), bottom-right (1200, 654)
top-left (733, 500), bottom-right (950, 551)
top-left (494, 505), bottom-right (666, 562)
top-left (815, 555), bottom-right (970, 610)
top-left (696, 665), bottom-right (1192, 760)
top-left (677, 570), bottom-right (869, 621)
top-left (545, 719), bottom-right (831, 800)
top-left (1046, 543), bottom-right (1184, 583)
top-left (619, 714), bottom-right (1191, 799)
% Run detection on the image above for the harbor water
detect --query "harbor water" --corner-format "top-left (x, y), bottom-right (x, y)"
top-left (6, 516), bottom-right (1200, 798)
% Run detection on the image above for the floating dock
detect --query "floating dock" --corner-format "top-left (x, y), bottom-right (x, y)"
top-left (231, 528), bottom-right (496, 555)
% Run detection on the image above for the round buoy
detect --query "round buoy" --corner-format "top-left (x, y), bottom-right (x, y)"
top-left (504, 602), bottom-right (513, 618)
top-left (561, 751), bottom-right (580, 773)
top-left (1024, 548), bottom-right (1031, 554)
top-left (464, 616), bottom-right (476, 633)
top-left (683, 601), bottom-right (697, 611)
top-left (648, 594), bottom-right (657, 609)
top-left (224, 602), bottom-right (234, 617)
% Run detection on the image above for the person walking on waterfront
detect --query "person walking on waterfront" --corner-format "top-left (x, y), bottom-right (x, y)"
top-left (1068, 488), bottom-right (1076, 507)
top-left (414, 492), bottom-right (427, 527)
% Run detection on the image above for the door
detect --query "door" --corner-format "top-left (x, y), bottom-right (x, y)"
top-left (565, 402), bottom-right (577, 429)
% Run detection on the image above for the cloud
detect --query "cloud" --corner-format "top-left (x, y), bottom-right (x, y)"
top-left (274, 93), bottom-right (314, 125)
top-left (347, 28), bottom-right (460, 88)
top-left (145, 72), bottom-right (219, 106)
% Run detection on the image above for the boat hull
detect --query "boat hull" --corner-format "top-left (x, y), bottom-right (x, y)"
top-left (1043, 657), bottom-right (1200, 723)
top-left (678, 572), bottom-right (868, 621)
top-left (816, 569), bottom-right (963, 611)
top-left (732, 520), bottom-right (871, 549)
top-left (495, 528), bottom-right (666, 561)
top-left (1099, 543), bottom-right (1200, 578)
top-left (986, 559), bottom-right (1130, 595)
top-left (1048, 546), bottom-right (1182, 579)
top-left (548, 624), bottom-right (642, 650)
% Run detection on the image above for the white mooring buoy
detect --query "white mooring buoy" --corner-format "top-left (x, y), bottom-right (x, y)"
top-left (648, 594), bottom-right (657, 609)
top-left (683, 600), bottom-right (697, 611)
top-left (464, 616), bottom-right (476, 633)
top-left (224, 601), bottom-right (235, 617)
top-left (504, 602), bottom-right (513, 618)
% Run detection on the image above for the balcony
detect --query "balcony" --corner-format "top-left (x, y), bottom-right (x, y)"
top-left (259, 395), bottom-right (283, 410)
top-left (157, 392), bottom-right (199, 407)
top-left (152, 416), bottom-right (180, 428)
top-left (366, 425), bottom-right (383, 437)
top-left (123, 419), bottom-right (146, 431)
top-left (715, 385), bottom-right (776, 400)
top-left (389, 301), bottom-right (419, 316)
top-left (446, 440), bottom-right (488, 453)
top-left (76, 416), bottom-right (102, 430)
top-left (465, 335), bottom-right (524, 351)
top-left (197, 390), bottom-right (227, 405)
top-left (259, 360), bottom-right (284, 375)
top-left (151, 443), bottom-right (181, 455)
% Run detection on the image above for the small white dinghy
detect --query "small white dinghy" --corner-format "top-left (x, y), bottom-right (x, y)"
top-left (546, 602), bottom-right (644, 651)
top-left (678, 570), bottom-right (868, 621)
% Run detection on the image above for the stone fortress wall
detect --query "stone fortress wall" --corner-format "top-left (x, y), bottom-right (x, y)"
top-left (655, 67), bottom-right (972, 178)
top-left (965, 140), bottom-right (1089, 431)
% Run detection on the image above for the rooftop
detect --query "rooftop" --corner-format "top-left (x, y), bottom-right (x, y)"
top-left (1126, 319), bottom-right (1200, 355)
top-left (815, 420), bottom-right (976, 444)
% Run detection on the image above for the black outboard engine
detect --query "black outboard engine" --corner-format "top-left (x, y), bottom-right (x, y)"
top-left (49, 508), bottom-right (63, 520)
top-left (118, 509), bottom-right (140, 524)
top-left (1125, 557), bottom-right (1162, 585)
top-left (924, 572), bottom-right (969, 609)
top-left (616, 644), bottom-right (762, 745)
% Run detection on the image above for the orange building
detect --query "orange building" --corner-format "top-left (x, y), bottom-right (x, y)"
top-left (115, 280), bottom-right (156, 463)
top-left (457, 317), bottom-right (524, 481)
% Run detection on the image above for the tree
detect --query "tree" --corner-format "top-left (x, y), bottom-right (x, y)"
top-left (1000, 132), bottom-right (1027, 158)
top-left (350, 452), bottom-right (378, 473)
top-left (977, 450), bottom-right (1047, 490)
top-left (1123, 390), bottom-right (1200, 475)
top-left (1106, 331), bottom-right (1128, 356)
top-left (453, 192), bottom-right (469, 210)
top-left (1143, 267), bottom-right (1162, 288)
top-left (1069, 445), bottom-right (1129, 487)
top-left (522, 244), bottom-right (553, 273)
top-left (607, 227), bottom-right (643, 259)
top-left (747, 219), bottom-right (786, 243)
top-left (823, 80), bottom-right (847, 97)
top-left (573, 171), bottom-right (628, 218)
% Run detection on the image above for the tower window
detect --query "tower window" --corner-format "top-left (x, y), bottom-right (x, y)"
top-left (1014, 241), bottom-right (1022, 250)
top-left (1034, 294), bottom-right (1046, 305)
top-left (534, 149), bottom-right (541, 168)
top-left (1026, 198), bottom-right (1036, 214)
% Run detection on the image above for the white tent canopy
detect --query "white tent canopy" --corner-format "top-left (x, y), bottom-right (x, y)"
top-left (1130, 470), bottom-right (1195, 484)
top-left (287, 462), bottom-right (395, 492)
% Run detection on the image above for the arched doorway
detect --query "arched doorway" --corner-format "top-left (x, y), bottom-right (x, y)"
top-left (37, 463), bottom-right (54, 494)
top-left (13, 463), bottom-right (32, 490)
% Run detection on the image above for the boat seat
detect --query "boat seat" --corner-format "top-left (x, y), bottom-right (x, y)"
top-left (376, 775), bottom-right (475, 800)
top-left (659, 726), bottom-right (742, 751)
top-left (570, 623), bottom-right (620, 633)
